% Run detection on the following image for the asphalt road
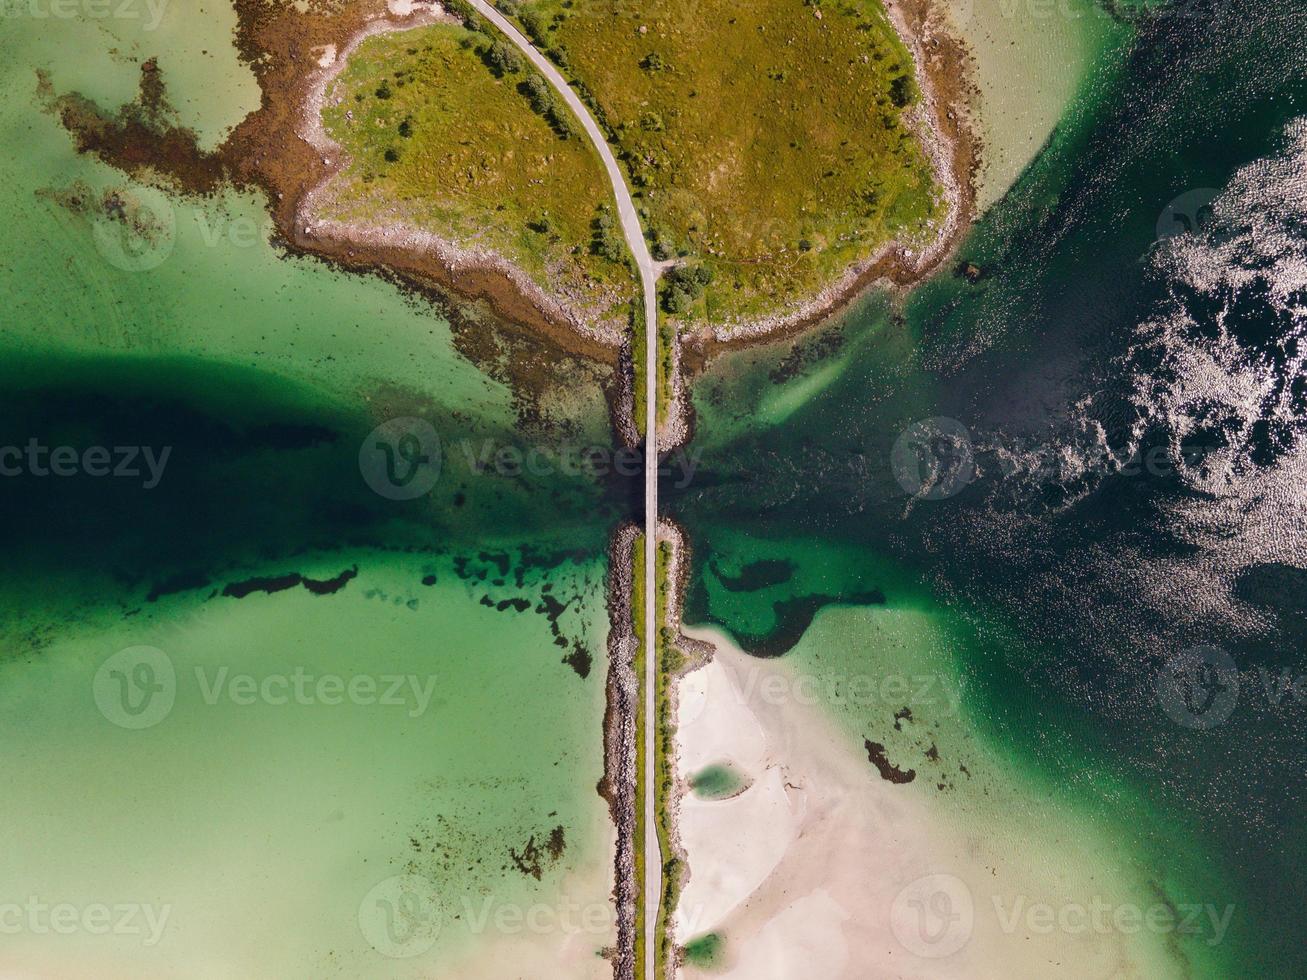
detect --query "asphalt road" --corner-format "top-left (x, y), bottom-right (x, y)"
top-left (463, 3), bottom-right (662, 975)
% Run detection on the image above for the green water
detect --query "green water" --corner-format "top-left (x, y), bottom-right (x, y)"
top-left (682, 931), bottom-right (724, 969)
top-left (8, 0), bottom-right (1307, 975)
top-left (687, 763), bottom-right (748, 801)
top-left (0, 7), bottom-right (625, 976)
top-left (0, 554), bottom-right (615, 975)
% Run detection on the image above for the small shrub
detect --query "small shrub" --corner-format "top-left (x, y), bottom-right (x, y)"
top-left (889, 74), bottom-right (912, 108)
top-left (446, 0), bottom-right (484, 31)
top-left (486, 39), bottom-right (524, 75)
top-left (591, 206), bottom-right (626, 262)
top-left (661, 263), bottom-right (713, 312)
top-left (519, 8), bottom-right (546, 40)
top-left (518, 73), bottom-right (572, 138)
top-left (663, 286), bottom-right (692, 314)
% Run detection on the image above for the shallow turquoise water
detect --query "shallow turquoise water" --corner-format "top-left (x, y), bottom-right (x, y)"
top-left (0, 7), bottom-right (626, 976)
top-left (0, 553), bottom-right (616, 976)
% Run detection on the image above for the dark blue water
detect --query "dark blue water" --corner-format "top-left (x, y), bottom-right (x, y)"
top-left (668, 1), bottom-right (1307, 971)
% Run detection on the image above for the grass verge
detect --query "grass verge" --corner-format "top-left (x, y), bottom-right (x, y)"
top-left (631, 532), bottom-right (648, 979)
top-left (628, 286), bottom-right (673, 439)
top-left (631, 535), bottom-right (684, 976)
top-left (653, 539), bottom-right (686, 975)
top-left (631, 297), bottom-right (648, 438)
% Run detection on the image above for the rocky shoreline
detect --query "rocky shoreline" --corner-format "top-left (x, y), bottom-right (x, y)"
top-left (45, 0), bottom-right (627, 380)
top-left (238, 0), bottom-right (629, 366)
top-left (46, 0), bottom-right (975, 453)
top-left (600, 522), bottom-right (640, 980)
top-left (663, 0), bottom-right (977, 448)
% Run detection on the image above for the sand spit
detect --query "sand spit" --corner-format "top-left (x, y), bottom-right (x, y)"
top-left (669, 624), bottom-right (1201, 979)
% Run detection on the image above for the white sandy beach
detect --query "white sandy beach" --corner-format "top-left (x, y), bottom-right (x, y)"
top-left (673, 624), bottom-right (1193, 979)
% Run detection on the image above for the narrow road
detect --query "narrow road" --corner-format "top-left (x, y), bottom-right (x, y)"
top-left (464, 3), bottom-right (662, 976)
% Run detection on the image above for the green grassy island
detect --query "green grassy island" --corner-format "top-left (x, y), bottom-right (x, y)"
top-left (506, 0), bottom-right (945, 326)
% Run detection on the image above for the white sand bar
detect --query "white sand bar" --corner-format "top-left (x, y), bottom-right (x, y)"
top-left (674, 624), bottom-right (1201, 979)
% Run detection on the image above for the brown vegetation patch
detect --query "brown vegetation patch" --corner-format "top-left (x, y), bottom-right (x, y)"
top-left (37, 0), bottom-right (621, 425)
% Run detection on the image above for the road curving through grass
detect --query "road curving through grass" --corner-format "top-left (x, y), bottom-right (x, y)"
top-left (462, 3), bottom-right (665, 977)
